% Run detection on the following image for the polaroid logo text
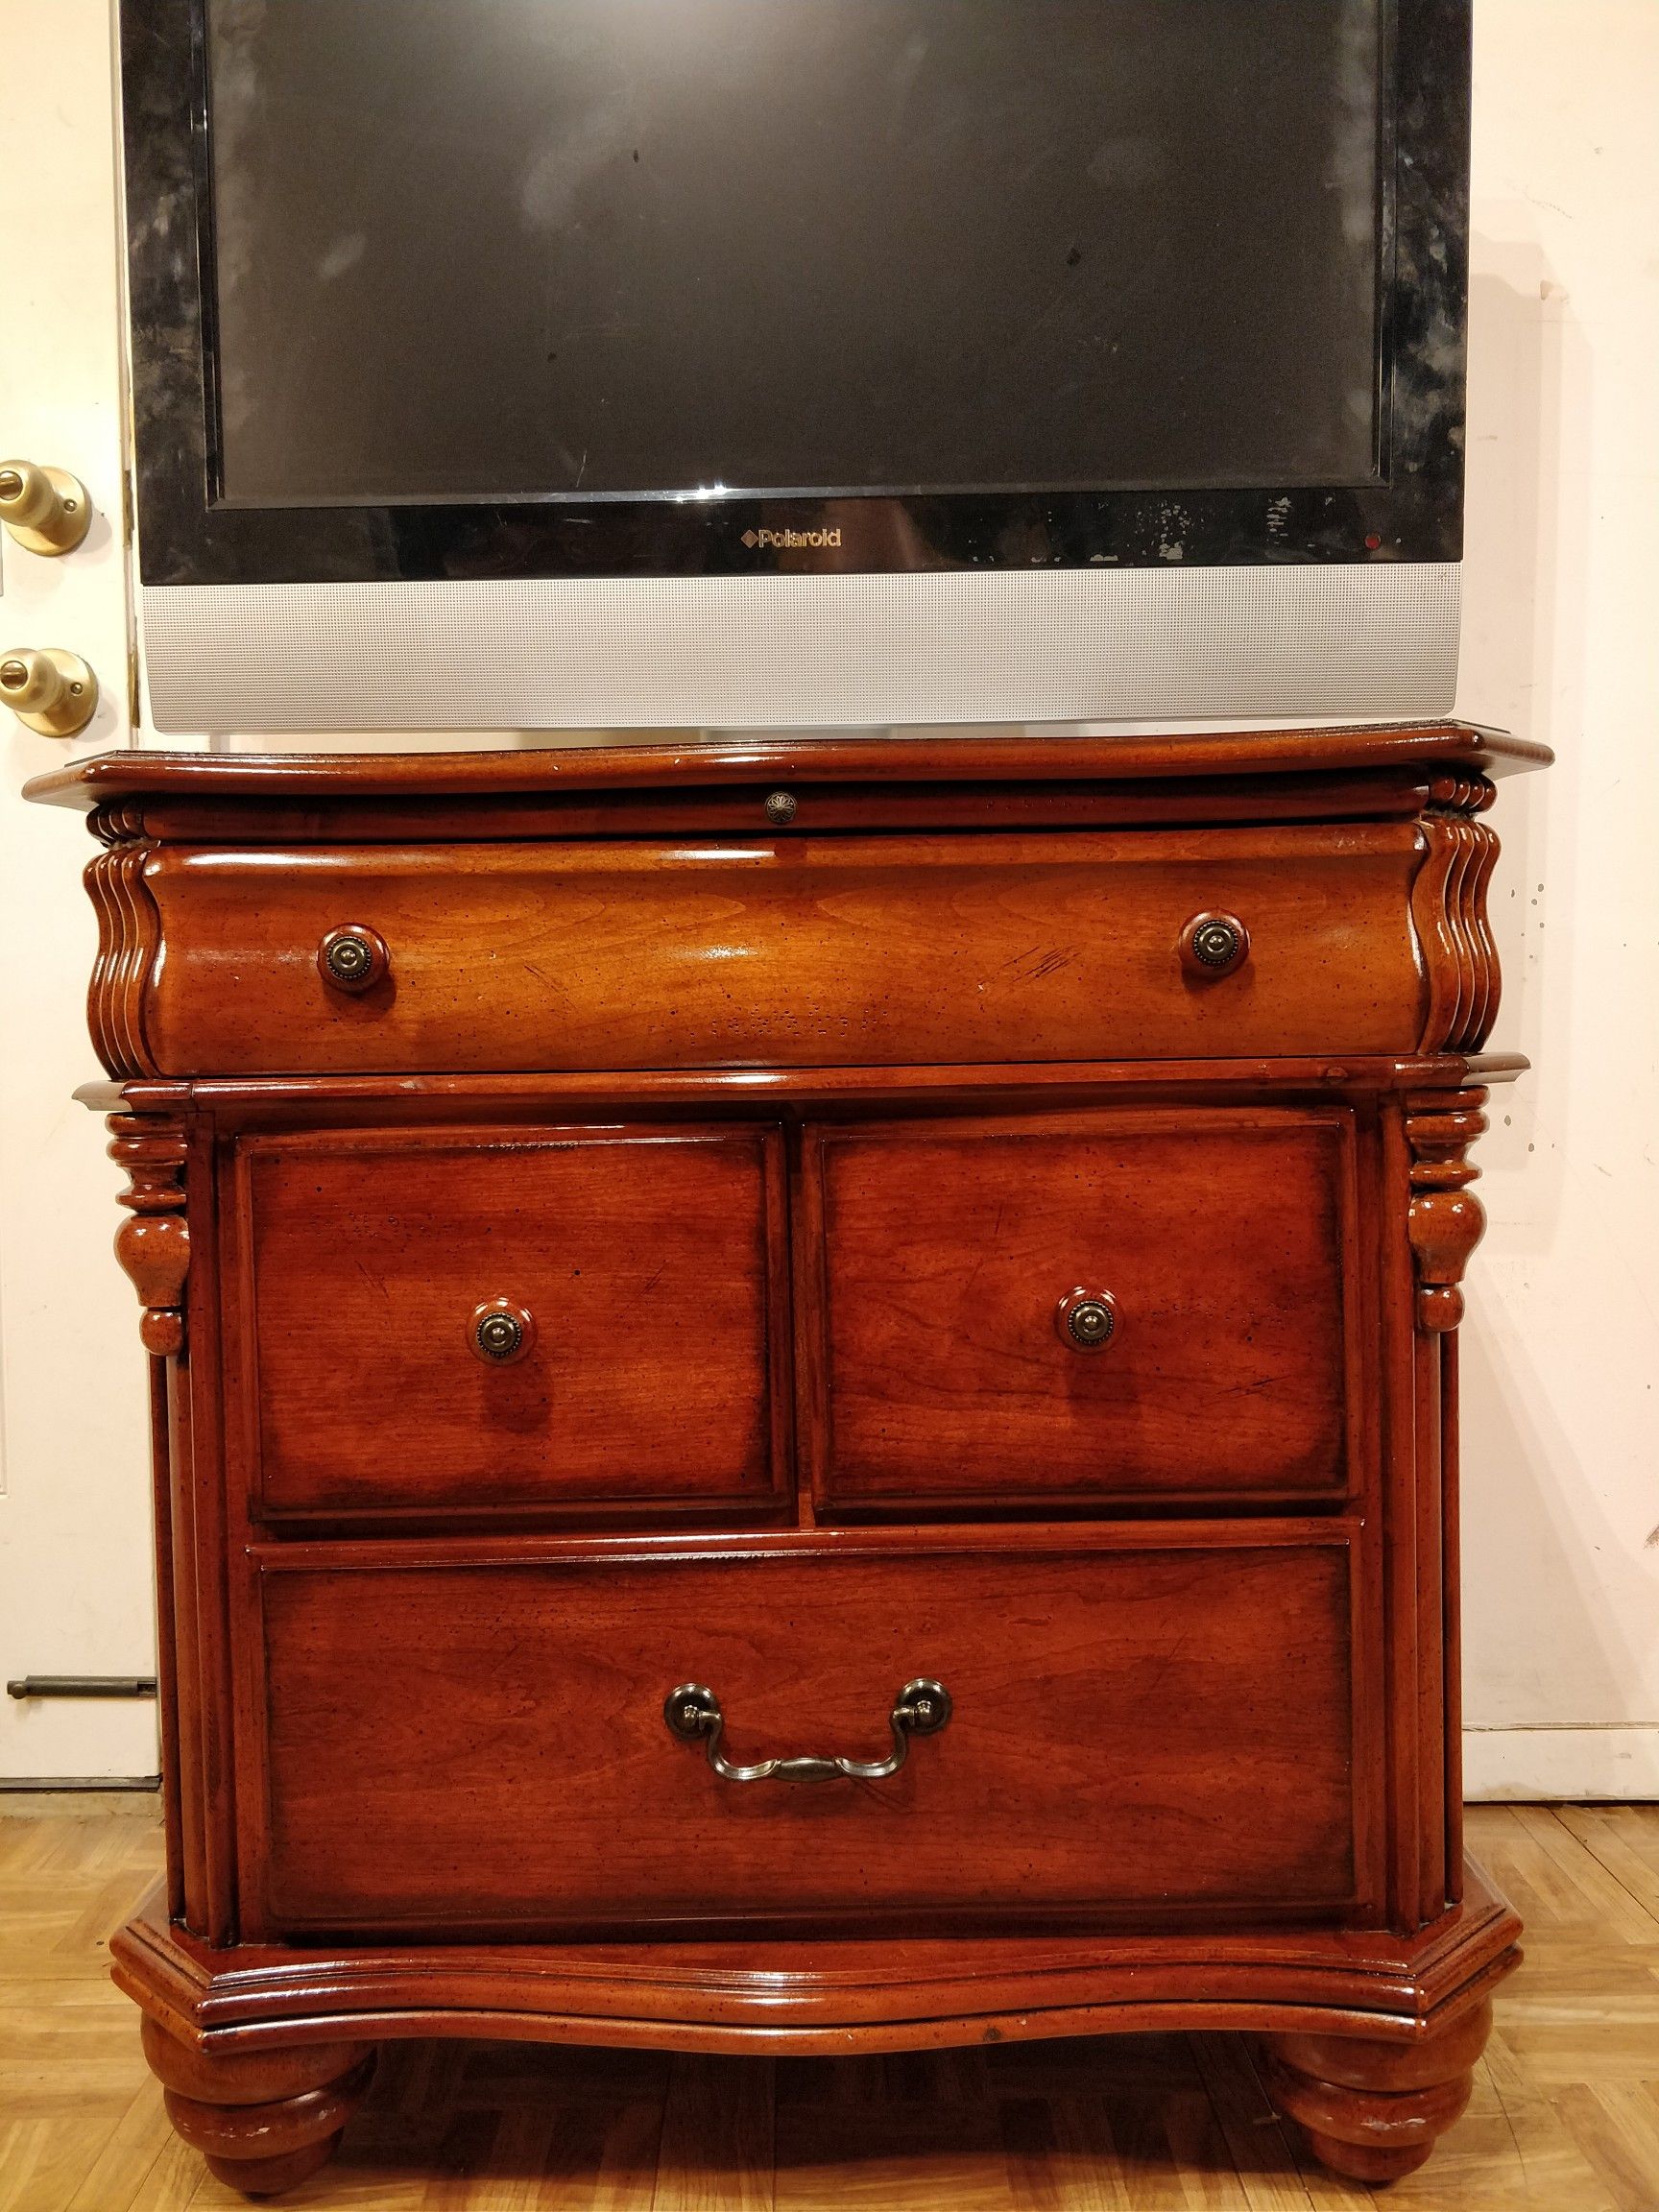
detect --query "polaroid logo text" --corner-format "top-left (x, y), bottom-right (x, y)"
top-left (741, 527), bottom-right (843, 550)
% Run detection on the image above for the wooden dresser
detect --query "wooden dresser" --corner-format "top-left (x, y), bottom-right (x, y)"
top-left (29, 723), bottom-right (1547, 2196)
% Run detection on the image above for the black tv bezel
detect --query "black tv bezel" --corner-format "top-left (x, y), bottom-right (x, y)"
top-left (121, 0), bottom-right (1471, 590)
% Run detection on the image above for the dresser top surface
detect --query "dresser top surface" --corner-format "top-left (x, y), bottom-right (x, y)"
top-left (27, 721), bottom-right (1549, 811)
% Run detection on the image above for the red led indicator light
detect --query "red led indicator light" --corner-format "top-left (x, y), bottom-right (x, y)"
top-left (1364, 532), bottom-right (1383, 550)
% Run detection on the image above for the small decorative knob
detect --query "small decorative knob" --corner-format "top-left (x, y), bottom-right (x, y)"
top-left (1056, 1286), bottom-right (1119, 1352)
top-left (1180, 910), bottom-right (1251, 979)
top-left (469, 1298), bottom-right (535, 1365)
top-left (0, 461), bottom-right (92, 556)
top-left (317, 924), bottom-right (390, 994)
top-left (0, 647), bottom-right (98, 737)
top-left (763, 790), bottom-right (799, 826)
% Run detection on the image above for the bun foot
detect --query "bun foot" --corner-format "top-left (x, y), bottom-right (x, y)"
top-left (1299, 2129), bottom-right (1434, 2183)
top-left (140, 2015), bottom-right (375, 2198)
top-left (203, 2135), bottom-right (343, 2198)
top-left (1261, 1998), bottom-right (1491, 2185)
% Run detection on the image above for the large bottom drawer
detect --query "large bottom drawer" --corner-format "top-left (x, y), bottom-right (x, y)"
top-left (247, 1529), bottom-right (1371, 1936)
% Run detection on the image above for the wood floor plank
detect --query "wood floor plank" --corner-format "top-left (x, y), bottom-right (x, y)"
top-left (0, 2118), bottom-right (113, 2212)
top-left (1387, 2035), bottom-right (1624, 2211)
top-left (1095, 2088), bottom-right (1225, 2211)
top-left (588, 2100), bottom-right (671, 2212)
top-left (1554, 2082), bottom-right (1659, 2212)
top-left (774, 2104), bottom-right (1019, 2212)
top-left (1185, 2035), bottom-right (1313, 2212)
top-left (0, 2008), bottom-right (157, 2121)
top-left (1508, 1807), bottom-right (1659, 1945)
top-left (997, 2091), bottom-right (1137, 2212)
top-left (63, 2084), bottom-right (205, 2212)
top-left (1555, 1806), bottom-right (1659, 1928)
top-left (653, 2056), bottom-right (774, 2212)
top-left (2, 1798), bottom-right (1658, 2208)
top-left (1461, 1805), bottom-right (1601, 1936)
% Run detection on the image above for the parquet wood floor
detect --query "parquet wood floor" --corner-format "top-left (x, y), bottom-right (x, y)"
top-left (1, 1800), bottom-right (1655, 2209)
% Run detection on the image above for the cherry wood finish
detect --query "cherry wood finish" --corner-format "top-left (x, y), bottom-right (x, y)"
top-left (1260, 1997), bottom-right (1496, 2181)
top-left (139, 2013), bottom-right (376, 2195)
top-left (50, 732), bottom-right (1521, 1086)
top-left (227, 1124), bottom-right (789, 1525)
top-left (108, 1117), bottom-right (192, 1357)
top-left (245, 1527), bottom-right (1366, 1937)
top-left (130, 825), bottom-right (1433, 1078)
top-left (28, 724), bottom-right (1545, 2196)
top-left (111, 1859), bottom-right (1521, 2053)
top-left (805, 1109), bottom-right (1362, 1513)
top-left (24, 719), bottom-right (1551, 814)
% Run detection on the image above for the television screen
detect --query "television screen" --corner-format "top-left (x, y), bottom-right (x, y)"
top-left (124, 0), bottom-right (1470, 731)
top-left (205, 0), bottom-right (1384, 507)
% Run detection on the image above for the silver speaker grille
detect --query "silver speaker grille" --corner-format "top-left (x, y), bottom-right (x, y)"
top-left (142, 564), bottom-right (1459, 733)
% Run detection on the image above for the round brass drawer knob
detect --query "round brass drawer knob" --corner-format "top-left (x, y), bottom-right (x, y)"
top-left (764, 789), bottom-right (799, 826)
top-left (470, 1299), bottom-right (535, 1366)
top-left (318, 924), bottom-right (390, 995)
top-left (1056, 1287), bottom-right (1119, 1352)
top-left (1180, 910), bottom-right (1251, 979)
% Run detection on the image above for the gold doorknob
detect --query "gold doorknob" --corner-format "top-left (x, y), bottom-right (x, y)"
top-left (0, 461), bottom-right (92, 556)
top-left (0, 648), bottom-right (99, 738)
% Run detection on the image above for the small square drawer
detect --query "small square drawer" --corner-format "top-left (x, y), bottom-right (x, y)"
top-left (803, 1109), bottom-right (1364, 1515)
top-left (246, 1528), bottom-right (1370, 1937)
top-left (226, 1124), bottom-right (789, 1524)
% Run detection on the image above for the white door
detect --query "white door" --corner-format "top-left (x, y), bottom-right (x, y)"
top-left (0, 0), bottom-right (153, 1785)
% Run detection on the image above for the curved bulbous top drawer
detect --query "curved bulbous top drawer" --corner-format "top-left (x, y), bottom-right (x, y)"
top-left (86, 822), bottom-right (1489, 1078)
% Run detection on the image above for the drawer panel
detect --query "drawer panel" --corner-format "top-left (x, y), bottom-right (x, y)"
top-left (805, 1111), bottom-right (1361, 1513)
top-left (250, 1531), bottom-right (1366, 1936)
top-left (142, 826), bottom-right (1426, 1074)
top-left (228, 1126), bottom-right (787, 1521)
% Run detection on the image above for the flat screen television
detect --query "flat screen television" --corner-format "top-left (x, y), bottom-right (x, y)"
top-left (121, 0), bottom-right (1472, 734)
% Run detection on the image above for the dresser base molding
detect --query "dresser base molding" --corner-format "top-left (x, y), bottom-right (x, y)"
top-left (117, 1865), bottom-right (1519, 2192)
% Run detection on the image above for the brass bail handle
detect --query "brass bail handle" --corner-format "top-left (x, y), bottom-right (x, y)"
top-left (0, 647), bottom-right (99, 739)
top-left (0, 461), bottom-right (92, 556)
top-left (664, 1678), bottom-right (953, 1784)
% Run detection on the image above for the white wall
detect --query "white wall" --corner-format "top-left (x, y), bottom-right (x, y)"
top-left (1456, 0), bottom-right (1659, 1795)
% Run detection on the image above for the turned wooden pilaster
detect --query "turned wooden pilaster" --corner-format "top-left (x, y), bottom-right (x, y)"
top-left (108, 1115), bottom-right (190, 1356)
top-left (1261, 1999), bottom-right (1492, 2182)
top-left (140, 2015), bottom-right (376, 2197)
top-left (1406, 1089), bottom-right (1490, 1333)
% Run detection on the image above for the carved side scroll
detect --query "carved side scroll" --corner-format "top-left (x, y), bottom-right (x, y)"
top-left (1412, 778), bottom-right (1501, 1055)
top-left (1424, 771), bottom-right (1499, 817)
top-left (84, 806), bottom-right (162, 1079)
top-left (1406, 1090), bottom-right (1489, 1333)
top-left (108, 1117), bottom-right (190, 1356)
top-left (88, 801), bottom-right (150, 847)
